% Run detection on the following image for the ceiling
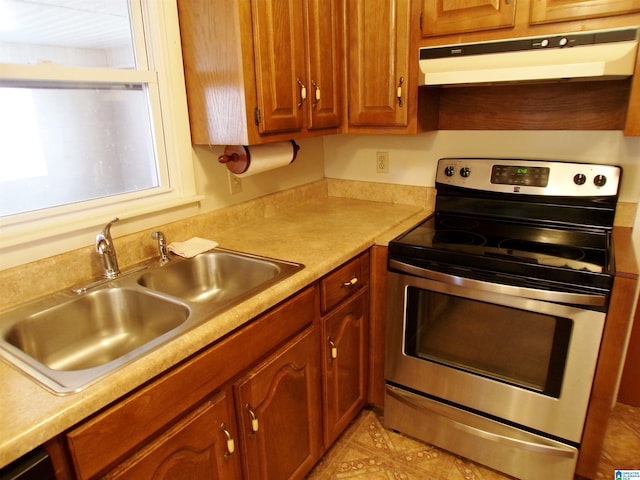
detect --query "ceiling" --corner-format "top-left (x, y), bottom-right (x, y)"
top-left (0, 0), bottom-right (131, 50)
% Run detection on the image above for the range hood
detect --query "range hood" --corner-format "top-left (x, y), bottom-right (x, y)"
top-left (419, 28), bottom-right (638, 86)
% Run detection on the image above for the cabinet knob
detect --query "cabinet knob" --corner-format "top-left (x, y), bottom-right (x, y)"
top-left (328, 338), bottom-right (338, 359)
top-left (220, 423), bottom-right (235, 457)
top-left (246, 405), bottom-right (259, 433)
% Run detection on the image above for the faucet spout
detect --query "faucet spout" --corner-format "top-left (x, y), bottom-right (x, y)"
top-left (96, 218), bottom-right (120, 279)
top-left (152, 231), bottom-right (170, 264)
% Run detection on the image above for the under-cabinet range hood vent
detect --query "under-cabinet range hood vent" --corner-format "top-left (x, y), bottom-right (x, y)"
top-left (419, 28), bottom-right (639, 86)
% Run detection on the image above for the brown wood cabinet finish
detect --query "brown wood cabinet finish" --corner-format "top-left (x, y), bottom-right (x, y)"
top-left (576, 227), bottom-right (639, 478)
top-left (421, 0), bottom-right (516, 37)
top-left (617, 291), bottom-right (640, 406)
top-left (347, 0), bottom-right (411, 127)
top-left (235, 327), bottom-right (322, 480)
top-left (103, 388), bottom-right (242, 480)
top-left (320, 252), bottom-right (369, 314)
top-left (530, 0), bottom-right (640, 25)
top-left (66, 286), bottom-right (317, 480)
top-left (368, 245), bottom-right (389, 409)
top-left (177, 0), bottom-right (342, 146)
top-left (321, 288), bottom-right (368, 447)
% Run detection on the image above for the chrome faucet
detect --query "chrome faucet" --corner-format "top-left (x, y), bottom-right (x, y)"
top-left (152, 231), bottom-right (169, 264)
top-left (96, 218), bottom-right (121, 279)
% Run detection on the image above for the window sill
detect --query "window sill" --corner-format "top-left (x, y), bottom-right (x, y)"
top-left (0, 194), bottom-right (204, 270)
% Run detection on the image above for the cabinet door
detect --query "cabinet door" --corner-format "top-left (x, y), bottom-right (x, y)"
top-left (235, 328), bottom-right (322, 480)
top-left (421, 0), bottom-right (516, 37)
top-left (348, 0), bottom-right (410, 127)
top-left (306, 0), bottom-right (343, 130)
top-left (252, 0), bottom-right (306, 134)
top-left (104, 388), bottom-right (241, 480)
top-left (322, 289), bottom-right (368, 446)
top-left (530, 0), bottom-right (640, 24)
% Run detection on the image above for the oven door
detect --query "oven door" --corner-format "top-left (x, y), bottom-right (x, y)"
top-left (385, 260), bottom-right (606, 444)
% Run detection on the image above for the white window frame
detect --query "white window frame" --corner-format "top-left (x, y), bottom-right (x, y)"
top-left (0, 0), bottom-right (200, 269)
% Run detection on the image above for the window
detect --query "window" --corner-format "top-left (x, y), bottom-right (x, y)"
top-left (0, 0), bottom-right (197, 266)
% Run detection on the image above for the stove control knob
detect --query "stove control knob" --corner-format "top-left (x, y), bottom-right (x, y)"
top-left (444, 166), bottom-right (456, 177)
top-left (594, 174), bottom-right (607, 187)
top-left (573, 173), bottom-right (586, 185)
top-left (460, 167), bottom-right (471, 178)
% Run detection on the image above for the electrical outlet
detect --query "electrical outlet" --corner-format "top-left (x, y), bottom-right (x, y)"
top-left (376, 151), bottom-right (389, 173)
top-left (227, 170), bottom-right (242, 195)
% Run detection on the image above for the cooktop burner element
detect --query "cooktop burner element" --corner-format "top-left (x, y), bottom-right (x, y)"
top-left (389, 158), bottom-right (621, 299)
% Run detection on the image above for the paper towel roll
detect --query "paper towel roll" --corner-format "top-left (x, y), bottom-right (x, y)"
top-left (219, 141), bottom-right (300, 177)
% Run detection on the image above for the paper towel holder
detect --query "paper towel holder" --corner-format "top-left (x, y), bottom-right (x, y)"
top-left (218, 140), bottom-right (300, 175)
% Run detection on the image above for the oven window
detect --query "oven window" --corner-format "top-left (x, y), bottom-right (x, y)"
top-left (404, 287), bottom-right (572, 397)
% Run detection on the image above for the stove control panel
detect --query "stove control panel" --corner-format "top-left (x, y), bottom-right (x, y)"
top-left (436, 158), bottom-right (621, 196)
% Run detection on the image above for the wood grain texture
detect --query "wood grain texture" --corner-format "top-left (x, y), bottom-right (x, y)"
top-left (422, 0), bottom-right (516, 37)
top-left (576, 227), bottom-right (639, 478)
top-left (437, 80), bottom-right (631, 130)
top-left (368, 245), bottom-right (388, 409)
top-left (530, 0), bottom-right (640, 25)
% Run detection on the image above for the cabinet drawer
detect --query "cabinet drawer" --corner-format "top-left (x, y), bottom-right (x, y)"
top-left (320, 252), bottom-right (369, 314)
top-left (66, 286), bottom-right (318, 480)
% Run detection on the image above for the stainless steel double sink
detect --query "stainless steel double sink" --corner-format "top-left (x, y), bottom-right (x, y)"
top-left (0, 249), bottom-right (303, 394)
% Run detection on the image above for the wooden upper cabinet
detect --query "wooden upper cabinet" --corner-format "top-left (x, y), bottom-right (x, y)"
top-left (530, 0), bottom-right (640, 25)
top-left (252, 0), bottom-right (305, 134)
top-left (306, 0), bottom-right (343, 130)
top-left (348, 0), bottom-right (411, 127)
top-left (421, 0), bottom-right (516, 37)
top-left (177, 0), bottom-right (342, 146)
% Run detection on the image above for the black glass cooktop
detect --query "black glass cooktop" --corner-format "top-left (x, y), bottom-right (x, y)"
top-left (396, 213), bottom-right (609, 273)
top-left (389, 213), bottom-right (613, 292)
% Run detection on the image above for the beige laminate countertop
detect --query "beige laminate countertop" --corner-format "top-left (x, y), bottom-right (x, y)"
top-left (0, 196), bottom-right (427, 468)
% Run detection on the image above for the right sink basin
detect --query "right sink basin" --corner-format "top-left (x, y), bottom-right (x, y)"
top-left (137, 250), bottom-right (300, 304)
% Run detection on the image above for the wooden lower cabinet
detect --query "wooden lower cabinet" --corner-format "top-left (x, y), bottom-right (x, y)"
top-left (321, 289), bottom-right (368, 446)
top-left (235, 327), bottom-right (322, 480)
top-left (56, 252), bottom-right (374, 480)
top-left (103, 388), bottom-right (241, 480)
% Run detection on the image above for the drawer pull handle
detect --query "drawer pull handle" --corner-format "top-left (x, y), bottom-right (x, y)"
top-left (328, 338), bottom-right (338, 359)
top-left (342, 277), bottom-right (358, 288)
top-left (247, 405), bottom-right (259, 433)
top-left (220, 423), bottom-right (235, 457)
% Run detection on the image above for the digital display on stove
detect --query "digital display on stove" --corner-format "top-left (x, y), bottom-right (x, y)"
top-left (491, 165), bottom-right (550, 187)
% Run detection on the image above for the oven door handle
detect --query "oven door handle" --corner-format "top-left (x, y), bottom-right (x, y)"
top-left (389, 259), bottom-right (607, 307)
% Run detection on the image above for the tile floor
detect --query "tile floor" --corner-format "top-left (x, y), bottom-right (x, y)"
top-left (307, 402), bottom-right (640, 480)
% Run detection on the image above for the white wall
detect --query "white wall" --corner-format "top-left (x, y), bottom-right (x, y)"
top-left (191, 137), bottom-right (326, 213)
top-left (324, 131), bottom-right (640, 204)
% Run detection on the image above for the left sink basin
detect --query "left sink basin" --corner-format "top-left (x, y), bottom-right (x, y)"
top-left (0, 287), bottom-right (190, 394)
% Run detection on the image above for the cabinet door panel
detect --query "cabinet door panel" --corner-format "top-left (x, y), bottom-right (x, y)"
top-left (348, 0), bottom-right (410, 126)
top-left (530, 0), bottom-right (640, 24)
top-left (322, 289), bottom-right (368, 446)
top-left (235, 328), bottom-right (322, 480)
top-left (252, 0), bottom-right (306, 133)
top-left (306, 0), bottom-right (343, 130)
top-left (104, 388), bottom-right (241, 480)
top-left (422, 0), bottom-right (516, 37)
